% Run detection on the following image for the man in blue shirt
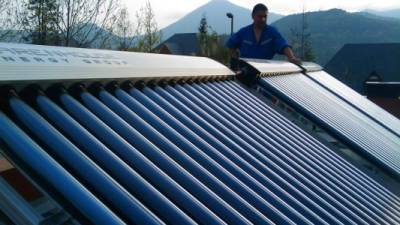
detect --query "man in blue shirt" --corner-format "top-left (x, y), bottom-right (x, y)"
top-left (226, 3), bottom-right (300, 69)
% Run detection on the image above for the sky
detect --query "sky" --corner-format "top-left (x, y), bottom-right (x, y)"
top-left (123, 0), bottom-right (400, 29)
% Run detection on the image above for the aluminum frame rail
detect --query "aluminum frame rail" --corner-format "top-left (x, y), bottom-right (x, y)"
top-left (0, 176), bottom-right (42, 225)
top-left (259, 74), bottom-right (400, 178)
top-left (306, 70), bottom-right (400, 137)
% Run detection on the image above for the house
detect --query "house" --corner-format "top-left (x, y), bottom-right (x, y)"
top-left (155, 33), bottom-right (230, 58)
top-left (155, 33), bottom-right (200, 56)
top-left (325, 43), bottom-right (400, 95)
top-left (365, 81), bottom-right (400, 118)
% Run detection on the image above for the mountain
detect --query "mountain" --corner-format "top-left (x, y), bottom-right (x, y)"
top-left (272, 8), bottom-right (400, 65)
top-left (160, 0), bottom-right (283, 40)
top-left (355, 11), bottom-right (399, 22)
top-left (0, 24), bottom-right (123, 49)
top-left (364, 9), bottom-right (400, 20)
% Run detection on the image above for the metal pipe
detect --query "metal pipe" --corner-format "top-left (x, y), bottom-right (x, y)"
top-left (226, 13), bottom-right (234, 36)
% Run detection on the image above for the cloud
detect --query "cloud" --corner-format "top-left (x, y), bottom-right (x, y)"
top-left (124, 0), bottom-right (400, 28)
top-left (165, 11), bottom-right (186, 20)
top-left (231, 0), bottom-right (400, 14)
top-left (155, 10), bottom-right (187, 28)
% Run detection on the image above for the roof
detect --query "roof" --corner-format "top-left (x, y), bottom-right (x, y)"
top-left (0, 44), bottom-right (400, 225)
top-left (324, 43), bottom-right (400, 94)
top-left (365, 81), bottom-right (400, 97)
top-left (155, 33), bottom-right (199, 56)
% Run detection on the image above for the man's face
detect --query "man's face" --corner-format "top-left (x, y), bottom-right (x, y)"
top-left (252, 10), bottom-right (268, 27)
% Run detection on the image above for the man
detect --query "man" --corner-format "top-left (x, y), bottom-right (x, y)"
top-left (226, 3), bottom-right (300, 69)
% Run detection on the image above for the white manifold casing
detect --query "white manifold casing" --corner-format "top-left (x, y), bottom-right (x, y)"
top-left (0, 43), bottom-right (235, 84)
top-left (240, 58), bottom-right (302, 76)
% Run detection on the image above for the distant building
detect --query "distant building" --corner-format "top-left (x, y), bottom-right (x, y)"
top-left (364, 81), bottom-right (400, 118)
top-left (155, 33), bottom-right (200, 56)
top-left (325, 43), bottom-right (400, 95)
top-left (155, 33), bottom-right (230, 58)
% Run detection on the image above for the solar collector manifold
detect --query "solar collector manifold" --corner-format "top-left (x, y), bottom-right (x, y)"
top-left (3, 77), bottom-right (400, 225)
top-left (1, 43), bottom-right (400, 225)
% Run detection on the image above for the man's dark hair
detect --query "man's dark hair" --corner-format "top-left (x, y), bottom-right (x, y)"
top-left (252, 3), bottom-right (268, 16)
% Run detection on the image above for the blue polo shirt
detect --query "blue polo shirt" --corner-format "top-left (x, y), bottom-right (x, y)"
top-left (226, 24), bottom-right (289, 59)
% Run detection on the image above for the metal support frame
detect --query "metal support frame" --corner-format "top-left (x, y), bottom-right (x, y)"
top-left (0, 176), bottom-right (42, 225)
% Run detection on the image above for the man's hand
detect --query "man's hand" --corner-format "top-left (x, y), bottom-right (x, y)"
top-left (228, 48), bottom-right (240, 71)
top-left (288, 57), bottom-right (302, 65)
top-left (230, 57), bottom-right (239, 71)
top-left (283, 47), bottom-right (301, 65)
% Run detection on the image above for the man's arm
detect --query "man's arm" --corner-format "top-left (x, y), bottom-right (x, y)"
top-left (283, 46), bottom-right (301, 65)
top-left (271, 26), bottom-right (301, 64)
top-left (228, 48), bottom-right (240, 71)
top-left (229, 48), bottom-right (239, 59)
top-left (225, 29), bottom-right (242, 70)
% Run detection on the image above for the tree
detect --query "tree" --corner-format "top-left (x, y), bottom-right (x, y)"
top-left (56, 0), bottom-right (121, 48)
top-left (132, 1), bottom-right (161, 53)
top-left (22, 0), bottom-right (61, 45)
top-left (198, 14), bottom-right (210, 56)
top-left (19, 0), bottom-right (121, 47)
top-left (198, 14), bottom-right (207, 34)
top-left (0, 0), bottom-right (21, 41)
top-left (290, 26), bottom-right (315, 61)
top-left (197, 15), bottom-right (229, 64)
top-left (211, 34), bottom-right (229, 65)
top-left (113, 6), bottom-right (140, 51)
top-left (289, 9), bottom-right (315, 61)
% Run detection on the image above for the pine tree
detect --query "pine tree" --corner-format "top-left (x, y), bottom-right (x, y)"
top-left (198, 14), bottom-right (209, 56)
top-left (197, 15), bottom-right (229, 64)
top-left (24, 0), bottom-right (60, 45)
top-left (289, 10), bottom-right (315, 61)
